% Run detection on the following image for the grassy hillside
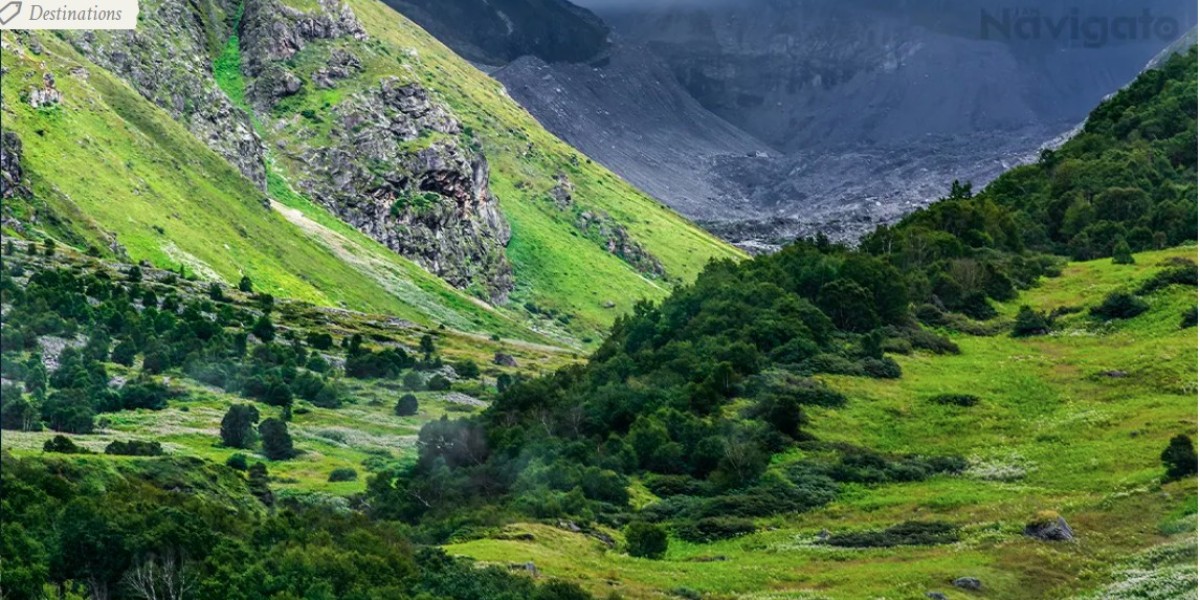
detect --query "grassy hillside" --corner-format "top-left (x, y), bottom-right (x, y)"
top-left (0, 241), bottom-right (578, 496)
top-left (248, 0), bottom-right (744, 339)
top-left (0, 30), bottom-right (552, 344)
top-left (445, 246), bottom-right (1198, 599)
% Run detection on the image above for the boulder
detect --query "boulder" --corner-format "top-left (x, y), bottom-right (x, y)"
top-left (925, 593), bottom-right (948, 600)
top-left (1024, 514), bottom-right (1074, 542)
top-left (494, 352), bottom-right (518, 367)
top-left (953, 577), bottom-right (982, 591)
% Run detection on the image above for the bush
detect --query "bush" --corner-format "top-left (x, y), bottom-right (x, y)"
top-left (1182, 307), bottom-right (1197, 329)
top-left (674, 517), bottom-right (756, 543)
top-left (395, 394), bottom-right (419, 417)
top-left (625, 522), bottom-right (668, 559)
top-left (43, 435), bottom-right (90, 454)
top-left (1162, 434), bottom-right (1197, 481)
top-left (824, 521), bottom-right (959, 548)
top-left (1090, 292), bottom-right (1149, 320)
top-left (328, 467), bottom-right (358, 482)
top-left (226, 453), bottom-right (249, 471)
top-left (1138, 266), bottom-right (1197, 294)
top-left (104, 440), bottom-right (163, 456)
top-left (643, 474), bottom-right (710, 498)
top-left (930, 394), bottom-right (980, 407)
top-left (453, 360), bottom-right (481, 380)
top-left (427, 375), bottom-right (452, 391)
top-left (1012, 305), bottom-right (1051, 337)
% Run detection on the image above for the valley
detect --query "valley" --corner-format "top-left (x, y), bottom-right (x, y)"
top-left (0, 1), bottom-right (1195, 599)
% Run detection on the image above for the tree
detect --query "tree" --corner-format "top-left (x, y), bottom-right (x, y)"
top-left (4, 239), bottom-right (14, 255)
top-left (1112, 236), bottom-right (1135, 265)
top-left (251, 315), bottom-right (275, 342)
top-left (1162, 434), bottom-right (1197, 481)
top-left (1012, 306), bottom-right (1051, 337)
top-left (111, 339), bottom-right (138, 367)
top-left (624, 522), bottom-right (668, 559)
top-left (419, 334), bottom-right (436, 362)
top-left (427, 375), bottom-right (451, 391)
top-left (208, 283), bottom-right (226, 302)
top-left (395, 394), bottom-right (419, 417)
top-left (259, 418), bottom-right (295, 460)
top-left (238, 275), bottom-right (254, 293)
top-left (42, 238), bottom-right (55, 257)
top-left (220, 405), bottom-right (260, 449)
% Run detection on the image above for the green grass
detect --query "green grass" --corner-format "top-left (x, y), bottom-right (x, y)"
top-left (445, 247), bottom-right (1199, 599)
top-left (245, 0), bottom-right (744, 342)
top-left (0, 30), bottom-right (555, 344)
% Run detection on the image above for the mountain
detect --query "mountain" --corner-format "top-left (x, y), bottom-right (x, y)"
top-left (0, 24), bottom-right (1194, 600)
top-left (392, 0), bottom-right (1197, 244)
top-left (379, 0), bottom-right (611, 65)
top-left (492, 43), bottom-right (771, 220)
top-left (0, 0), bottom-right (741, 347)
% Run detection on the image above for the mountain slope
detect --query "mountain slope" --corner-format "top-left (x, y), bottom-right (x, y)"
top-left (1, 0), bottom-right (743, 345)
top-left (0, 30), bottom-right (540, 343)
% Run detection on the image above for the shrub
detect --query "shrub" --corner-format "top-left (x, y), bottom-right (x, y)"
top-left (1182, 307), bottom-right (1197, 329)
top-left (643, 474), bottom-right (710, 498)
top-left (395, 394), bottom-right (419, 417)
top-left (1090, 292), bottom-right (1149, 320)
top-left (226, 453), bottom-right (249, 471)
top-left (674, 517), bottom-right (756, 543)
top-left (1162, 434), bottom-right (1197, 481)
top-left (105, 440), bottom-right (163, 456)
top-left (1012, 306), bottom-right (1051, 337)
top-left (625, 522), bottom-right (668, 559)
top-left (328, 467), bottom-right (358, 482)
top-left (930, 393), bottom-right (980, 407)
top-left (1112, 237), bottom-right (1135, 264)
top-left (862, 357), bottom-right (902, 379)
top-left (43, 435), bottom-right (90, 454)
top-left (453, 360), bottom-right (481, 380)
top-left (1138, 266), bottom-right (1197, 294)
top-left (427, 375), bottom-right (452, 391)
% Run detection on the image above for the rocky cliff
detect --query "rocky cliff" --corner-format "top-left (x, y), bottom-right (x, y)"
top-left (60, 0), bottom-right (266, 188)
top-left (239, 0), bottom-right (514, 302)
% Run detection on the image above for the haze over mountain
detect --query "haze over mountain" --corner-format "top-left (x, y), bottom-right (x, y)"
top-left (389, 0), bottom-right (1197, 246)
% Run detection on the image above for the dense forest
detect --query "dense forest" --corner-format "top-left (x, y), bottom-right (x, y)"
top-left (369, 48), bottom-right (1199, 539)
top-left (0, 47), bottom-right (1195, 599)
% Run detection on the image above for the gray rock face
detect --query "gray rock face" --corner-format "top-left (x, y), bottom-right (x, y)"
top-left (295, 78), bottom-right (514, 302)
top-left (240, 0), bottom-right (367, 77)
top-left (472, 0), bottom-right (1195, 245)
top-left (27, 72), bottom-right (63, 108)
top-left (1, 130), bottom-right (25, 200)
top-left (239, 0), bottom-right (514, 302)
top-left (62, 0), bottom-right (266, 188)
top-left (1024, 515), bottom-right (1075, 542)
top-left (953, 577), bottom-right (983, 591)
top-left (493, 43), bottom-right (770, 221)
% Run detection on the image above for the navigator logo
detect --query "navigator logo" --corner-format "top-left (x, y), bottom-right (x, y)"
top-left (0, 0), bottom-right (138, 30)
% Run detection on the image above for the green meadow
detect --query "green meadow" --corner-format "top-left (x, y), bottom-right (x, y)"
top-left (444, 247), bottom-right (1199, 600)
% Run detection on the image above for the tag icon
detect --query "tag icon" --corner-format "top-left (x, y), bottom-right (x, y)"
top-left (0, 2), bottom-right (22, 26)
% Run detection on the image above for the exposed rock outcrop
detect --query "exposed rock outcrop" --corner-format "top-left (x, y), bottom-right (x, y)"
top-left (575, 210), bottom-right (664, 278)
top-left (1, 130), bottom-right (27, 200)
top-left (27, 72), bottom-right (63, 108)
top-left (62, 0), bottom-right (266, 188)
top-left (239, 0), bottom-right (514, 302)
top-left (295, 78), bottom-right (514, 302)
top-left (1024, 514), bottom-right (1075, 542)
top-left (240, 0), bottom-right (367, 77)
